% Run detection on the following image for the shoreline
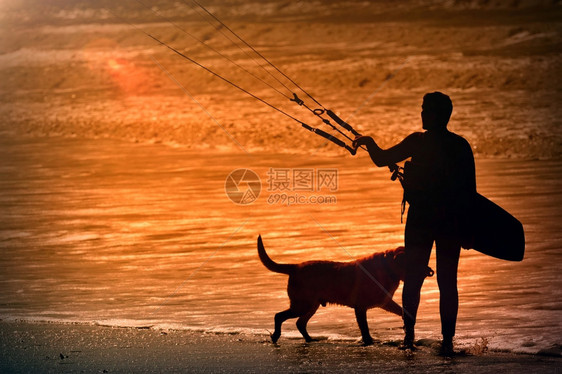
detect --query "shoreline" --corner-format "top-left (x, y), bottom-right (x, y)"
top-left (1, 320), bottom-right (560, 373)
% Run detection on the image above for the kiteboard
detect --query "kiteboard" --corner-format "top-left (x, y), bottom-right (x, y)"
top-left (464, 193), bottom-right (525, 261)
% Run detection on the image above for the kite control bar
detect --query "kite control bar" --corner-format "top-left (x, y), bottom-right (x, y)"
top-left (301, 123), bottom-right (357, 155)
top-left (326, 110), bottom-right (361, 137)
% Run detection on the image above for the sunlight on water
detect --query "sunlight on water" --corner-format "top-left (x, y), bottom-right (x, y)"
top-left (0, 136), bottom-right (561, 355)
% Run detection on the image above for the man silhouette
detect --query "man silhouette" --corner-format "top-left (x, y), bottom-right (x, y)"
top-left (352, 92), bottom-right (476, 355)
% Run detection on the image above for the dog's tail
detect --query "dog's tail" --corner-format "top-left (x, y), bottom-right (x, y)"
top-left (257, 235), bottom-right (296, 275)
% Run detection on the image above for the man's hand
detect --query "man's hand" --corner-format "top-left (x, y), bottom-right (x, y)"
top-left (352, 135), bottom-right (375, 151)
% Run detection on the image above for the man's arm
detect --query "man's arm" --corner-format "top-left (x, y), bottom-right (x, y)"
top-left (353, 133), bottom-right (421, 167)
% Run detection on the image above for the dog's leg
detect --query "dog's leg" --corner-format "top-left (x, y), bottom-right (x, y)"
top-left (354, 308), bottom-right (374, 346)
top-left (296, 305), bottom-right (320, 343)
top-left (272, 309), bottom-right (298, 343)
top-left (380, 299), bottom-right (402, 316)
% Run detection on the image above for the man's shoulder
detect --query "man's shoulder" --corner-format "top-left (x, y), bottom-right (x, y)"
top-left (447, 131), bottom-right (472, 147)
top-left (447, 131), bottom-right (474, 159)
top-left (405, 132), bottom-right (425, 142)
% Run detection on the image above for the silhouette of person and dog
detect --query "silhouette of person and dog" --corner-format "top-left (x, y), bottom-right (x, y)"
top-left (259, 92), bottom-right (476, 356)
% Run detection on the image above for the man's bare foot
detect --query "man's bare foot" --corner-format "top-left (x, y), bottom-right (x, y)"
top-left (439, 337), bottom-right (455, 357)
top-left (399, 329), bottom-right (417, 351)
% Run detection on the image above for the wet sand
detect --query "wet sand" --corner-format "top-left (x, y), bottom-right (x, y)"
top-left (1, 321), bottom-right (561, 374)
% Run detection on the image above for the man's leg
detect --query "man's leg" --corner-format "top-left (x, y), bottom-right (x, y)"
top-left (402, 209), bottom-right (434, 348)
top-left (435, 236), bottom-right (461, 355)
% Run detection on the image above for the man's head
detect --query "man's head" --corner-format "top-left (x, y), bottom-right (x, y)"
top-left (421, 92), bottom-right (453, 131)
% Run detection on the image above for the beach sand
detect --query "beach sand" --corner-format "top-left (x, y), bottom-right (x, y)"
top-left (1, 321), bottom-right (561, 374)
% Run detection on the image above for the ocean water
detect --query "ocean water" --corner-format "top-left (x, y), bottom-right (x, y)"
top-left (0, 135), bottom-right (560, 355)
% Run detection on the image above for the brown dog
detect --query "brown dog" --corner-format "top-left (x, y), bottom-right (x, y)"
top-left (257, 235), bottom-right (434, 345)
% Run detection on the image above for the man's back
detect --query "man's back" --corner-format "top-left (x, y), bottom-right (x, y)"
top-left (405, 130), bottom-right (476, 207)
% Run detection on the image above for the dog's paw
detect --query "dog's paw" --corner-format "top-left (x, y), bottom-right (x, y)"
top-left (361, 338), bottom-right (374, 346)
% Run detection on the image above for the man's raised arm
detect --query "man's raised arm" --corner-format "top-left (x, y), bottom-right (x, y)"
top-left (353, 133), bottom-right (421, 167)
